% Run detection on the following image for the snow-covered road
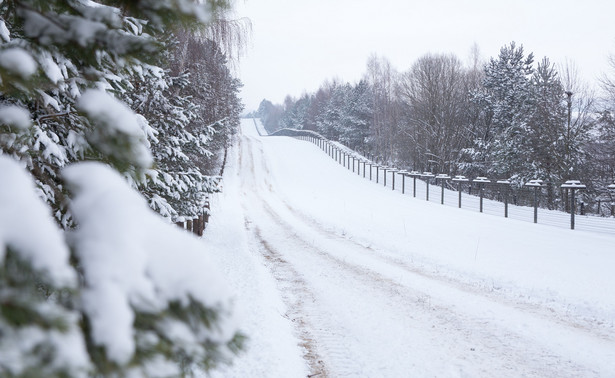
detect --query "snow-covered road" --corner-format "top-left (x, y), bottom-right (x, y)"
top-left (205, 119), bottom-right (615, 377)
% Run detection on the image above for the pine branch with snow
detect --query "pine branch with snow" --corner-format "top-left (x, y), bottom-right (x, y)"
top-left (0, 0), bottom-right (243, 375)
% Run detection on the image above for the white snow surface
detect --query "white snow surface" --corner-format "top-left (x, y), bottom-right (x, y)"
top-left (40, 54), bottom-right (64, 84)
top-left (63, 162), bottom-right (237, 365)
top-left (0, 105), bottom-right (31, 130)
top-left (0, 47), bottom-right (37, 78)
top-left (207, 119), bottom-right (615, 377)
top-left (0, 155), bottom-right (76, 287)
top-left (0, 20), bottom-right (10, 42)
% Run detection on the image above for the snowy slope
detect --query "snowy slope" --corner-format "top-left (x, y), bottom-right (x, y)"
top-left (205, 119), bottom-right (615, 377)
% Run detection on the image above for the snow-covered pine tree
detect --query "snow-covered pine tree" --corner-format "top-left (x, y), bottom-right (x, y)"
top-left (317, 81), bottom-right (345, 140)
top-left (339, 81), bottom-right (372, 151)
top-left (1, 1), bottom-right (243, 376)
top-left (180, 36), bottom-right (243, 176)
top-left (124, 49), bottom-right (217, 220)
top-left (470, 42), bottom-right (535, 184)
top-left (257, 99), bottom-right (284, 133)
top-left (525, 57), bottom-right (568, 206)
top-left (283, 94), bottom-right (311, 130)
top-left (0, 154), bottom-right (90, 377)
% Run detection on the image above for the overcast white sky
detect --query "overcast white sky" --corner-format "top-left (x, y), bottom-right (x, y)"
top-left (234, 0), bottom-right (615, 111)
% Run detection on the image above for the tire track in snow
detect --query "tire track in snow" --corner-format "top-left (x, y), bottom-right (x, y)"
top-left (253, 194), bottom-right (598, 377)
top-left (245, 219), bottom-right (328, 378)
top-left (238, 132), bottom-right (328, 377)
top-left (276, 198), bottom-right (615, 344)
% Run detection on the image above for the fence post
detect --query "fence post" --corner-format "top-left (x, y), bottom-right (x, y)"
top-left (383, 167), bottom-right (388, 187)
top-left (561, 180), bottom-right (586, 230)
top-left (453, 176), bottom-right (468, 208)
top-left (400, 170), bottom-right (408, 194)
top-left (525, 179), bottom-right (544, 223)
top-left (409, 171), bottom-right (420, 197)
top-left (495, 180), bottom-right (510, 217)
top-left (421, 172), bottom-right (434, 201)
top-left (436, 174), bottom-right (451, 205)
top-left (390, 168), bottom-right (399, 190)
top-left (474, 177), bottom-right (491, 213)
top-left (193, 216), bottom-right (201, 236)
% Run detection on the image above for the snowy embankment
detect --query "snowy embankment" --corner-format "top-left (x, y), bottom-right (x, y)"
top-left (205, 118), bottom-right (615, 377)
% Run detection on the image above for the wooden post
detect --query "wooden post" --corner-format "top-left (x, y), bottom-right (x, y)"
top-left (195, 217), bottom-right (200, 235)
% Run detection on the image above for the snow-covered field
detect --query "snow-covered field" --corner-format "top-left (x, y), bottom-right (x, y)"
top-left (204, 119), bottom-right (615, 377)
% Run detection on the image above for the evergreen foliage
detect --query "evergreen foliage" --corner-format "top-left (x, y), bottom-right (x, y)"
top-left (1, 0), bottom-right (244, 376)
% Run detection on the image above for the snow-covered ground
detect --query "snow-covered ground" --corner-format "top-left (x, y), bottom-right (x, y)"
top-left (204, 119), bottom-right (615, 377)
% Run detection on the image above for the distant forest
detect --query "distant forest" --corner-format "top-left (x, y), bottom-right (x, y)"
top-left (257, 42), bottom-right (615, 209)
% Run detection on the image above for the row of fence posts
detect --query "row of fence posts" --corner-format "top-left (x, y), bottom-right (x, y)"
top-left (296, 134), bottom-right (615, 230)
top-left (175, 199), bottom-right (211, 237)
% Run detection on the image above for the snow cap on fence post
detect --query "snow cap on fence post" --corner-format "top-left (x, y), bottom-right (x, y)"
top-left (561, 180), bottom-right (587, 230)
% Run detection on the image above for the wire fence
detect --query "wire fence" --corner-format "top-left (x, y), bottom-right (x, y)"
top-left (270, 129), bottom-right (615, 235)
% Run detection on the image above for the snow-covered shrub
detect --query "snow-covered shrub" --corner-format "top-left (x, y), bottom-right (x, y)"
top-left (0, 156), bottom-right (90, 377)
top-left (64, 162), bottom-right (242, 375)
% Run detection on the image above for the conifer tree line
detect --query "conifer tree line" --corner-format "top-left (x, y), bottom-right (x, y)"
top-left (260, 43), bottom-right (615, 210)
top-left (1, 0), bottom-right (246, 223)
top-left (0, 0), bottom-right (247, 376)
